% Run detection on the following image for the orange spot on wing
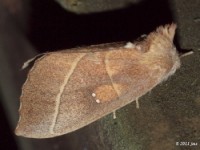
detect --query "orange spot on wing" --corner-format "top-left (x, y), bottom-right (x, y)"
top-left (94, 85), bottom-right (119, 103)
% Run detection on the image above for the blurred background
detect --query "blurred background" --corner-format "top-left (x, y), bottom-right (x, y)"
top-left (0, 0), bottom-right (200, 150)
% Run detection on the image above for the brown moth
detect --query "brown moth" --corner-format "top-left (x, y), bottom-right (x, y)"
top-left (15, 24), bottom-right (180, 138)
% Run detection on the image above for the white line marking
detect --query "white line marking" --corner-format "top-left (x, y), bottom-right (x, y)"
top-left (105, 52), bottom-right (120, 96)
top-left (49, 53), bottom-right (86, 134)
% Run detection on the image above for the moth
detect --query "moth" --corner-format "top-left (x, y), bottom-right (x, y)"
top-left (15, 24), bottom-right (180, 138)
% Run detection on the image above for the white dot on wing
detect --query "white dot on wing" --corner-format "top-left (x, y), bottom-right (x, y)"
top-left (96, 99), bottom-right (100, 103)
top-left (92, 93), bottom-right (96, 97)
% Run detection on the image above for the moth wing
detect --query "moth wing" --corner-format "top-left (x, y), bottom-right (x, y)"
top-left (16, 24), bottom-right (179, 138)
top-left (15, 44), bottom-right (166, 138)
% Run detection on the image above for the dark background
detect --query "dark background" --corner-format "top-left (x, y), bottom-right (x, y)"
top-left (28, 0), bottom-right (172, 51)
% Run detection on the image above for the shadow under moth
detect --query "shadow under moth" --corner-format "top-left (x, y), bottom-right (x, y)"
top-left (15, 24), bottom-right (180, 138)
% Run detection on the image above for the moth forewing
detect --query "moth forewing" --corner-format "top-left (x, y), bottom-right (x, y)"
top-left (15, 24), bottom-right (180, 138)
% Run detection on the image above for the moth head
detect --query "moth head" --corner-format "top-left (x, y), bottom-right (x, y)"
top-left (155, 23), bottom-right (180, 73)
top-left (143, 24), bottom-right (180, 77)
top-left (146, 23), bottom-right (177, 54)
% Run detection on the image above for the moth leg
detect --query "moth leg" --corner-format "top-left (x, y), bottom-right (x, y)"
top-left (136, 98), bottom-right (140, 109)
top-left (113, 111), bottom-right (116, 119)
